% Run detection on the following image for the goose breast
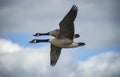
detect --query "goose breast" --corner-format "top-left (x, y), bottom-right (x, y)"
top-left (49, 38), bottom-right (73, 48)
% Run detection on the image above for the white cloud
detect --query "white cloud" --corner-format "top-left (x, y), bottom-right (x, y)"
top-left (0, 39), bottom-right (21, 53)
top-left (77, 52), bottom-right (120, 77)
top-left (0, 39), bottom-right (120, 77)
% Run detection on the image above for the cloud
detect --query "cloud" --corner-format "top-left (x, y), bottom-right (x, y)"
top-left (0, 38), bottom-right (50, 77)
top-left (77, 52), bottom-right (120, 77)
top-left (77, 22), bottom-right (120, 49)
top-left (0, 39), bottom-right (21, 53)
top-left (0, 39), bottom-right (120, 77)
top-left (0, 0), bottom-right (119, 33)
top-left (0, 0), bottom-right (69, 33)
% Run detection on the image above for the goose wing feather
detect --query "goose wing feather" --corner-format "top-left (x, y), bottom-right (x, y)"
top-left (59, 5), bottom-right (78, 39)
top-left (50, 44), bottom-right (62, 66)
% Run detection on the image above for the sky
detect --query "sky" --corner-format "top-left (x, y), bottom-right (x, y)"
top-left (0, 0), bottom-right (120, 77)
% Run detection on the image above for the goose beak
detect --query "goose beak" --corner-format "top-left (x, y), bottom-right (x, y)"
top-left (33, 33), bottom-right (39, 36)
top-left (33, 34), bottom-right (36, 36)
top-left (33, 33), bottom-right (41, 36)
top-left (29, 40), bottom-right (33, 43)
top-left (29, 39), bottom-right (37, 43)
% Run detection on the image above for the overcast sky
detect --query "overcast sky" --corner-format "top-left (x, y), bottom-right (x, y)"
top-left (0, 0), bottom-right (120, 77)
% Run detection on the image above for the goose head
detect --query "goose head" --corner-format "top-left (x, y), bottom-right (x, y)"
top-left (29, 39), bottom-right (39, 43)
top-left (33, 33), bottom-right (41, 36)
top-left (29, 39), bottom-right (49, 43)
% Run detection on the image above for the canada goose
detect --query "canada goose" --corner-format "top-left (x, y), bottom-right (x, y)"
top-left (33, 29), bottom-right (80, 38)
top-left (29, 5), bottom-right (85, 66)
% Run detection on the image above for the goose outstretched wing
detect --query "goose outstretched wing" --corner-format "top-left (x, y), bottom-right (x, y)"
top-left (59, 5), bottom-right (78, 39)
top-left (50, 44), bottom-right (62, 66)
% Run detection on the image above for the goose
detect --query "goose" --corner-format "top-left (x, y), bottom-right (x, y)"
top-left (33, 29), bottom-right (80, 38)
top-left (29, 5), bottom-right (85, 66)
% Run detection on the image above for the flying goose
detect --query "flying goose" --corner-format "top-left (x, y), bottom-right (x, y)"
top-left (29, 5), bottom-right (85, 66)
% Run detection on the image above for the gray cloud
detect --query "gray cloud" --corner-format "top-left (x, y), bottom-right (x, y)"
top-left (0, 0), bottom-right (119, 32)
top-left (0, 0), bottom-right (20, 7)
top-left (0, 39), bottom-right (120, 77)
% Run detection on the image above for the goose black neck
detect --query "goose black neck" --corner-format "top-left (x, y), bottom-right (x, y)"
top-left (40, 32), bottom-right (49, 35)
top-left (37, 39), bottom-right (49, 42)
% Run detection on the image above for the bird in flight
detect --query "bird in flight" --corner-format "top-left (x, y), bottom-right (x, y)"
top-left (29, 5), bottom-right (85, 66)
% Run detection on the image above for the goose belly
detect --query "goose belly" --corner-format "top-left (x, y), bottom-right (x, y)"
top-left (50, 39), bottom-right (78, 48)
